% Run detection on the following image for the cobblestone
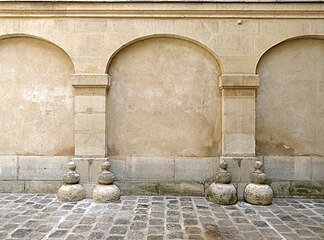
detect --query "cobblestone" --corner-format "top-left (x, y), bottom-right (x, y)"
top-left (0, 194), bottom-right (323, 239)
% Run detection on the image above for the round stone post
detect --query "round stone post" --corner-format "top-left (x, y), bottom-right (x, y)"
top-left (208, 160), bottom-right (237, 205)
top-left (92, 160), bottom-right (121, 202)
top-left (244, 161), bottom-right (273, 205)
top-left (57, 160), bottom-right (86, 202)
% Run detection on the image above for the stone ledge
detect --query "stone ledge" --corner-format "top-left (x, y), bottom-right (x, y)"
top-left (71, 74), bottom-right (110, 88)
top-left (219, 74), bottom-right (259, 89)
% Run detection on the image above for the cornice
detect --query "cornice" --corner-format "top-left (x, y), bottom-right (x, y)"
top-left (0, 2), bottom-right (323, 19)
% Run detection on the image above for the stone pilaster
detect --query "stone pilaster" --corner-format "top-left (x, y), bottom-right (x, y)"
top-left (72, 74), bottom-right (110, 158)
top-left (219, 74), bottom-right (259, 199)
top-left (219, 74), bottom-right (259, 157)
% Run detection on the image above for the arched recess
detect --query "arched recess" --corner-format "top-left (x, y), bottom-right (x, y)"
top-left (106, 35), bottom-right (222, 157)
top-left (0, 34), bottom-right (75, 156)
top-left (256, 36), bottom-right (324, 156)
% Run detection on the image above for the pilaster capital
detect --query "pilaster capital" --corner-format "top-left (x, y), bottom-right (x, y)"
top-left (71, 74), bottom-right (111, 88)
top-left (219, 74), bottom-right (259, 90)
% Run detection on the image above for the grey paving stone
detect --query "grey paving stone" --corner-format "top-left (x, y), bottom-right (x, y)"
top-left (114, 218), bottom-right (130, 225)
top-left (58, 221), bottom-right (75, 229)
top-left (185, 226), bottom-right (202, 234)
top-left (308, 226), bottom-right (324, 234)
top-left (166, 216), bottom-right (180, 223)
top-left (11, 229), bottom-right (32, 238)
top-left (184, 219), bottom-right (198, 225)
top-left (127, 230), bottom-right (145, 239)
top-left (149, 218), bottom-right (164, 225)
top-left (66, 234), bottom-right (86, 240)
top-left (147, 235), bottom-right (164, 240)
top-left (242, 231), bottom-right (263, 240)
top-left (73, 225), bottom-right (92, 233)
top-left (0, 194), bottom-right (322, 240)
top-left (167, 231), bottom-right (184, 239)
top-left (106, 236), bottom-right (125, 240)
top-left (110, 226), bottom-right (128, 235)
top-left (130, 222), bottom-right (146, 230)
top-left (252, 220), bottom-right (269, 227)
top-left (166, 223), bottom-right (182, 231)
top-left (48, 230), bottom-right (68, 238)
top-left (148, 226), bottom-right (164, 235)
top-left (133, 215), bottom-right (147, 221)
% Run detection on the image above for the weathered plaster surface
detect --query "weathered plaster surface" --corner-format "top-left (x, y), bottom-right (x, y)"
top-left (108, 37), bottom-right (221, 157)
top-left (0, 37), bottom-right (74, 156)
top-left (256, 38), bottom-right (324, 156)
top-left (0, 2), bottom-right (323, 196)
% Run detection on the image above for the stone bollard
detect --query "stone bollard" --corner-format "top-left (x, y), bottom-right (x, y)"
top-left (57, 160), bottom-right (86, 202)
top-left (92, 160), bottom-right (121, 203)
top-left (208, 160), bottom-right (237, 205)
top-left (244, 160), bottom-right (273, 205)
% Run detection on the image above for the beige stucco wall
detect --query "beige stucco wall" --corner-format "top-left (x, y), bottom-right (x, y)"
top-left (0, 37), bottom-right (74, 156)
top-left (107, 37), bottom-right (221, 157)
top-left (0, 2), bottom-right (323, 196)
top-left (256, 38), bottom-right (324, 156)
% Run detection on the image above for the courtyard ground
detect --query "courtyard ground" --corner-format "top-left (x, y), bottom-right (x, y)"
top-left (0, 193), bottom-right (323, 240)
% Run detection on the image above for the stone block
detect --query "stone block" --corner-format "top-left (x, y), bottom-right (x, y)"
top-left (270, 181), bottom-right (291, 197)
top-left (159, 182), bottom-right (204, 196)
top-left (75, 145), bottom-right (106, 158)
top-left (174, 157), bottom-right (217, 182)
top-left (73, 157), bottom-right (106, 183)
top-left (263, 156), bottom-right (294, 181)
top-left (312, 157), bottom-right (324, 181)
top-left (0, 155), bottom-right (18, 180)
top-left (289, 181), bottom-right (324, 198)
top-left (109, 157), bottom-right (127, 180)
top-left (222, 96), bottom-right (255, 115)
top-left (219, 74), bottom-right (259, 89)
top-left (25, 181), bottom-right (62, 193)
top-left (126, 157), bottom-right (174, 181)
top-left (223, 133), bottom-right (255, 156)
top-left (71, 74), bottom-right (109, 88)
top-left (75, 132), bottom-right (106, 157)
top-left (19, 156), bottom-right (68, 181)
top-left (75, 95), bottom-right (106, 113)
top-left (82, 183), bottom-right (97, 198)
top-left (222, 156), bottom-right (241, 182)
top-left (223, 114), bottom-right (255, 134)
top-left (75, 113), bottom-right (106, 131)
top-left (0, 180), bottom-right (24, 193)
top-left (115, 181), bottom-right (159, 196)
top-left (240, 158), bottom-right (257, 182)
top-left (72, 157), bottom-right (90, 183)
top-left (237, 182), bottom-right (248, 201)
top-left (264, 156), bottom-right (313, 181)
top-left (294, 157), bottom-right (312, 181)
top-left (89, 158), bottom-right (106, 183)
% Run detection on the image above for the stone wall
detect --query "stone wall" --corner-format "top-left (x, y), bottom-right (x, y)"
top-left (0, 1), bottom-right (323, 198)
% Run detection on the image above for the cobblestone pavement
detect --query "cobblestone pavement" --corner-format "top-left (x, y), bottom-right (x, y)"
top-left (0, 194), bottom-right (323, 240)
